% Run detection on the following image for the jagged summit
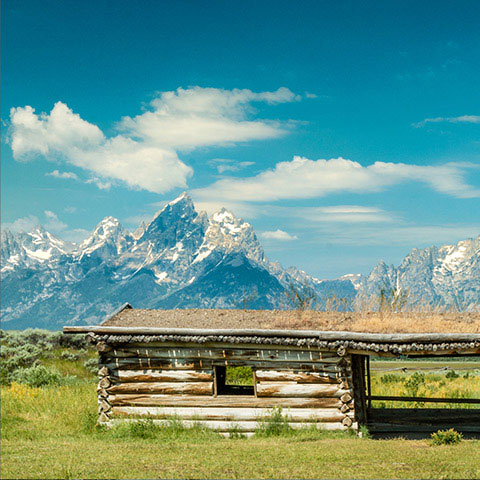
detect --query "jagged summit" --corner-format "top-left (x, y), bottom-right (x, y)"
top-left (78, 217), bottom-right (134, 259)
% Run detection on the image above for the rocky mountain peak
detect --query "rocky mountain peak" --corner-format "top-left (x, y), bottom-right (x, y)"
top-left (200, 208), bottom-right (265, 264)
top-left (136, 193), bottom-right (207, 255)
top-left (78, 217), bottom-right (133, 258)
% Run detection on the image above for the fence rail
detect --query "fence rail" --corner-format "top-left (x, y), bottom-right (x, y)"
top-left (367, 395), bottom-right (480, 404)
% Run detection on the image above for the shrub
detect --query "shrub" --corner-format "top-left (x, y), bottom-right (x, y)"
top-left (83, 358), bottom-right (98, 374)
top-left (404, 372), bottom-right (425, 397)
top-left (122, 419), bottom-right (160, 439)
top-left (12, 365), bottom-right (74, 387)
top-left (359, 425), bottom-right (372, 439)
top-left (380, 373), bottom-right (400, 384)
top-left (60, 351), bottom-right (80, 362)
top-left (226, 366), bottom-right (254, 385)
top-left (256, 407), bottom-right (292, 437)
top-left (446, 370), bottom-right (459, 379)
top-left (431, 428), bottom-right (463, 445)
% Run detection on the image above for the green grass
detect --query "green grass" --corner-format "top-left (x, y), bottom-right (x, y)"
top-left (2, 382), bottom-right (480, 479)
top-left (370, 366), bottom-right (480, 408)
top-left (1, 331), bottom-right (479, 479)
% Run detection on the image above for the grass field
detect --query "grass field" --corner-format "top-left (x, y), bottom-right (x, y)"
top-left (1, 329), bottom-right (480, 479)
top-left (2, 382), bottom-right (480, 479)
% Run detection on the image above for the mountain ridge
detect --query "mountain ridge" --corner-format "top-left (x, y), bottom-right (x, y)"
top-left (1, 193), bottom-right (479, 329)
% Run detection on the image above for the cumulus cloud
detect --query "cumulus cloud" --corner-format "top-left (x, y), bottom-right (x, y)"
top-left (9, 102), bottom-right (192, 193)
top-left (260, 229), bottom-right (298, 241)
top-left (413, 115), bottom-right (480, 127)
top-left (46, 170), bottom-right (79, 180)
top-left (118, 87), bottom-right (298, 150)
top-left (193, 156), bottom-right (480, 202)
top-left (9, 87), bottom-right (299, 193)
top-left (10, 102), bottom-right (104, 158)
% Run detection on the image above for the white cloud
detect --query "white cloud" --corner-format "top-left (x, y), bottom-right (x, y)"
top-left (260, 229), bottom-right (298, 241)
top-left (46, 169), bottom-right (79, 180)
top-left (9, 87), bottom-right (298, 193)
top-left (208, 158), bottom-right (255, 174)
top-left (413, 115), bottom-right (480, 127)
top-left (44, 210), bottom-right (67, 231)
top-left (296, 206), bottom-right (394, 223)
top-left (3, 211), bottom-right (67, 234)
top-left (217, 162), bottom-right (254, 174)
top-left (194, 156), bottom-right (480, 202)
top-left (10, 102), bottom-right (104, 158)
top-left (118, 87), bottom-right (298, 150)
top-left (2, 215), bottom-right (39, 233)
top-left (64, 206), bottom-right (77, 214)
top-left (193, 200), bottom-right (262, 219)
top-left (9, 103), bottom-right (192, 194)
top-left (306, 222), bottom-right (480, 247)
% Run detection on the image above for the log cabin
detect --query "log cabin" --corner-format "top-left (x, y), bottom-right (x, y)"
top-left (64, 304), bottom-right (480, 437)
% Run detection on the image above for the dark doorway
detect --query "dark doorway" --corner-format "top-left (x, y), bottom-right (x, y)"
top-left (352, 354), bottom-right (480, 438)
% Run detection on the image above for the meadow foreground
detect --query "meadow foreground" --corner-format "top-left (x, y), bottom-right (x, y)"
top-left (2, 381), bottom-right (480, 479)
top-left (1, 329), bottom-right (479, 479)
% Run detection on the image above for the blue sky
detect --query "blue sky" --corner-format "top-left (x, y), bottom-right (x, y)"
top-left (2, 0), bottom-right (480, 278)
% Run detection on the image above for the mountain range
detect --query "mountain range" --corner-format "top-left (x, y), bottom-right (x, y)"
top-left (1, 193), bottom-right (479, 329)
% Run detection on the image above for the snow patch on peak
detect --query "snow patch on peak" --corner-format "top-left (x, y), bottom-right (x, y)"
top-left (78, 217), bottom-right (133, 258)
top-left (169, 191), bottom-right (191, 205)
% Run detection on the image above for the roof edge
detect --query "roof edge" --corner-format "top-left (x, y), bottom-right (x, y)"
top-left (99, 303), bottom-right (132, 325)
top-left (62, 325), bottom-right (480, 343)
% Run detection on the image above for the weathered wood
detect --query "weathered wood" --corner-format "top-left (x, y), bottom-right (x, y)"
top-left (108, 347), bottom-right (344, 364)
top-left (98, 376), bottom-right (111, 389)
top-left (116, 369), bottom-right (213, 383)
top-left (99, 399), bottom-right (112, 412)
top-left (97, 388), bottom-right (109, 398)
top-left (127, 341), bottom-right (338, 352)
top-left (106, 418), bottom-right (355, 432)
top-left (98, 366), bottom-right (109, 377)
top-left (104, 358), bottom-right (343, 371)
top-left (367, 408), bottom-right (480, 424)
top-left (111, 406), bottom-right (352, 422)
top-left (255, 370), bottom-right (341, 384)
top-left (63, 325), bottom-right (480, 343)
top-left (108, 394), bottom-right (343, 408)
top-left (107, 381), bottom-right (213, 395)
top-left (351, 354), bottom-right (367, 425)
top-left (340, 392), bottom-right (353, 403)
top-left (98, 412), bottom-right (110, 423)
top-left (256, 383), bottom-right (350, 398)
top-left (96, 342), bottom-right (112, 353)
top-left (342, 416), bottom-right (353, 427)
top-left (219, 432), bottom-right (255, 438)
top-left (103, 359), bottom-right (211, 370)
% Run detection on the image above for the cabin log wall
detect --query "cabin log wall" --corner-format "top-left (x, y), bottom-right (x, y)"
top-left (97, 342), bottom-right (358, 434)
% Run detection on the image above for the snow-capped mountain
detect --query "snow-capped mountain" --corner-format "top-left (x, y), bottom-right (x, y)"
top-left (1, 193), bottom-right (342, 329)
top-left (1, 226), bottom-right (74, 273)
top-left (1, 193), bottom-right (479, 329)
top-left (356, 235), bottom-right (480, 311)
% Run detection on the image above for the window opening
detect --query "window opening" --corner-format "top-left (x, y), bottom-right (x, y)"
top-left (215, 365), bottom-right (255, 395)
